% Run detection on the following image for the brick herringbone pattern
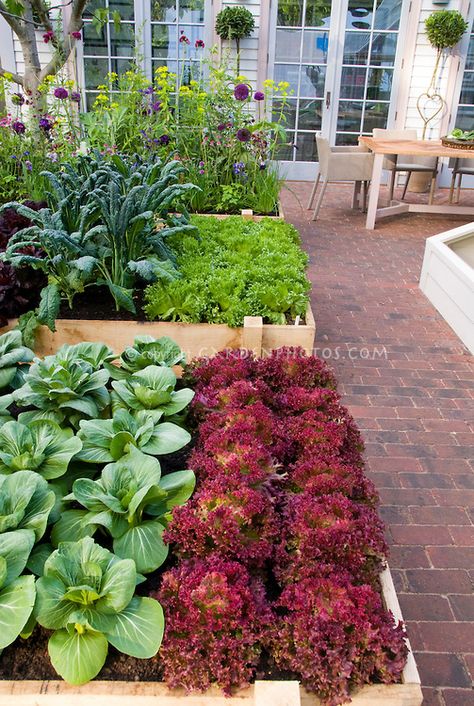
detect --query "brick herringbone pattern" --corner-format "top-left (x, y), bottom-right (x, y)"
top-left (281, 182), bottom-right (474, 706)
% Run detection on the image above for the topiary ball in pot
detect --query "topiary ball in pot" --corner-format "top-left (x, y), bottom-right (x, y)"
top-left (215, 6), bottom-right (255, 74)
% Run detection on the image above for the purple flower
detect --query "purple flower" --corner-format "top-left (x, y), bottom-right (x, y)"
top-left (53, 87), bottom-right (68, 100)
top-left (199, 160), bottom-right (205, 167)
top-left (254, 91), bottom-right (265, 101)
top-left (39, 117), bottom-right (53, 132)
top-left (259, 162), bottom-right (266, 170)
top-left (234, 83), bottom-right (249, 101)
top-left (236, 128), bottom-right (251, 143)
top-left (70, 91), bottom-right (81, 104)
top-left (151, 101), bottom-right (161, 112)
top-left (11, 93), bottom-right (25, 106)
top-left (25, 160), bottom-right (32, 172)
top-left (233, 161), bottom-right (246, 176)
top-left (199, 169), bottom-right (205, 175)
top-left (11, 120), bottom-right (26, 134)
top-left (160, 134), bottom-right (171, 145)
top-left (43, 31), bottom-right (54, 43)
top-left (179, 33), bottom-right (190, 45)
top-left (71, 31), bottom-right (82, 40)
top-left (195, 39), bottom-right (205, 49)
top-left (144, 85), bottom-right (154, 94)
top-left (217, 123), bottom-right (227, 131)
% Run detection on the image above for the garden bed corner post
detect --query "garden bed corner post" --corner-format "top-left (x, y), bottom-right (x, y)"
top-left (242, 316), bottom-right (263, 356)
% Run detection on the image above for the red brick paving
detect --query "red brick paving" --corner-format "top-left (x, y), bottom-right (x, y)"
top-left (281, 182), bottom-right (474, 706)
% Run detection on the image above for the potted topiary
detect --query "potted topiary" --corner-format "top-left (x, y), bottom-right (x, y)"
top-left (215, 6), bottom-right (255, 75)
top-left (409, 9), bottom-right (468, 192)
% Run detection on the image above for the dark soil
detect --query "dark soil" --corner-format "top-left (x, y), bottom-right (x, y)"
top-left (59, 287), bottom-right (148, 322)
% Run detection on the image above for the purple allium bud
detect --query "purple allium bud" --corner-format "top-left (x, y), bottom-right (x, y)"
top-left (39, 117), bottom-right (53, 132)
top-left (254, 91), bottom-right (265, 101)
top-left (160, 134), bottom-right (171, 145)
top-left (53, 87), bottom-right (68, 100)
top-left (25, 160), bottom-right (33, 172)
top-left (70, 91), bottom-right (81, 103)
top-left (11, 120), bottom-right (26, 134)
top-left (195, 39), bottom-right (205, 48)
top-left (234, 83), bottom-right (249, 101)
top-left (151, 101), bottom-right (162, 112)
top-left (236, 128), bottom-right (251, 143)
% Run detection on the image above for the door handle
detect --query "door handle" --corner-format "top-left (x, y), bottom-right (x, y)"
top-left (326, 91), bottom-right (331, 109)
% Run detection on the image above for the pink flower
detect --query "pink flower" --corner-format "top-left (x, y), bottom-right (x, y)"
top-left (195, 39), bottom-right (205, 49)
top-left (43, 31), bottom-right (54, 43)
top-left (71, 31), bottom-right (82, 40)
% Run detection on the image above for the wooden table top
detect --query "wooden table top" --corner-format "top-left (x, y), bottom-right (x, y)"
top-left (359, 135), bottom-right (474, 159)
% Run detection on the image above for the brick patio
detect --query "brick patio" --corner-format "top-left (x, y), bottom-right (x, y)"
top-left (281, 182), bottom-right (474, 706)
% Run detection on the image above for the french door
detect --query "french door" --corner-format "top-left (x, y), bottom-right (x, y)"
top-left (269, 0), bottom-right (408, 179)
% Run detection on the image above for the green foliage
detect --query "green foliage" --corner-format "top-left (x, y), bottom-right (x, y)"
top-left (0, 329), bottom-right (34, 392)
top-left (35, 537), bottom-right (165, 684)
top-left (144, 216), bottom-right (310, 326)
top-left (0, 471), bottom-right (55, 540)
top-left (425, 10), bottom-right (468, 50)
top-left (107, 336), bottom-right (185, 380)
top-left (0, 529), bottom-right (36, 649)
top-left (57, 446), bottom-right (195, 573)
top-left (215, 6), bottom-right (255, 41)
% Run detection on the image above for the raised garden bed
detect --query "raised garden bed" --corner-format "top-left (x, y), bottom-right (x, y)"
top-left (0, 305), bottom-right (315, 359)
top-left (196, 203), bottom-right (285, 221)
top-left (0, 566), bottom-right (422, 705)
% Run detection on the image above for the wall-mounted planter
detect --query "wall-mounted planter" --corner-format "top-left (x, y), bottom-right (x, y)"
top-left (0, 567), bottom-right (422, 706)
top-left (420, 221), bottom-right (474, 354)
top-left (1, 305), bottom-right (315, 361)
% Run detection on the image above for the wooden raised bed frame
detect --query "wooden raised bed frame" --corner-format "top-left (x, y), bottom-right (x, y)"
top-left (0, 568), bottom-right (422, 706)
top-left (1, 305), bottom-right (316, 361)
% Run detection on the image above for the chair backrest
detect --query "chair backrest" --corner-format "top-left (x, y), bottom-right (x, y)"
top-left (315, 134), bottom-right (331, 177)
top-left (448, 156), bottom-right (474, 170)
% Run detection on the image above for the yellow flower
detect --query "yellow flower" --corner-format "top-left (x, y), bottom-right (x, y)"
top-left (263, 79), bottom-right (275, 88)
top-left (3, 72), bottom-right (13, 81)
top-left (278, 81), bottom-right (290, 90)
top-left (107, 71), bottom-right (118, 80)
top-left (65, 79), bottom-right (75, 89)
top-left (110, 101), bottom-right (119, 109)
top-left (156, 65), bottom-right (169, 74)
top-left (190, 80), bottom-right (198, 87)
top-left (179, 85), bottom-right (191, 93)
top-left (236, 74), bottom-right (247, 82)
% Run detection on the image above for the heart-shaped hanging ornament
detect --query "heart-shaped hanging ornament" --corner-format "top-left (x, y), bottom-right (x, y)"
top-left (416, 91), bottom-right (445, 129)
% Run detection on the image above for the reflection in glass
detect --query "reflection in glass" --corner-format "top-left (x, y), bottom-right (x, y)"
top-left (272, 99), bottom-right (297, 130)
top-left (343, 32), bottom-right (370, 64)
top-left (275, 29), bottom-right (302, 62)
top-left (277, 0), bottom-right (303, 27)
top-left (370, 32), bottom-right (397, 66)
top-left (111, 57), bottom-right (135, 76)
top-left (83, 24), bottom-right (107, 55)
top-left (465, 36), bottom-right (474, 71)
top-left (274, 64), bottom-right (300, 94)
top-left (300, 65), bottom-right (326, 97)
top-left (152, 0), bottom-right (177, 22)
top-left (298, 99), bottom-right (323, 130)
top-left (109, 0), bottom-right (134, 21)
top-left (367, 68), bottom-right (392, 100)
top-left (347, 0), bottom-right (373, 30)
top-left (275, 131), bottom-right (296, 160)
top-left (179, 0), bottom-right (204, 22)
top-left (109, 23), bottom-right (135, 56)
top-left (460, 72), bottom-right (474, 106)
top-left (152, 24), bottom-right (172, 57)
top-left (83, 0), bottom-right (105, 19)
top-left (302, 31), bottom-right (330, 63)
top-left (337, 100), bottom-right (363, 132)
top-left (84, 58), bottom-right (108, 89)
top-left (374, 0), bottom-right (401, 31)
top-left (456, 106), bottom-right (474, 131)
top-left (340, 67), bottom-right (366, 99)
top-left (335, 132), bottom-right (359, 145)
top-left (305, 0), bottom-right (331, 28)
top-left (362, 101), bottom-right (389, 131)
top-left (295, 132), bottom-right (318, 161)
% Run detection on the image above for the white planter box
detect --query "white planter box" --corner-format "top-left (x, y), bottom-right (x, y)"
top-left (420, 222), bottom-right (474, 354)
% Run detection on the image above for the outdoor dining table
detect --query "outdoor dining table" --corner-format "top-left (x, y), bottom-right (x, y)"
top-left (358, 135), bottom-right (474, 230)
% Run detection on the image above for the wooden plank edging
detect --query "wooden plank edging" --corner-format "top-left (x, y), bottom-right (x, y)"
top-left (0, 566), bottom-right (422, 706)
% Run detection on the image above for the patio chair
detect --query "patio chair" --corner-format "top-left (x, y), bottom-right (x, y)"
top-left (448, 157), bottom-right (474, 203)
top-left (372, 128), bottom-right (438, 205)
top-left (307, 135), bottom-right (374, 220)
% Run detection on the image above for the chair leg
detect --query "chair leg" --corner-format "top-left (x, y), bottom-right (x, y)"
top-left (401, 171), bottom-right (411, 201)
top-left (389, 169), bottom-right (396, 203)
top-left (352, 181), bottom-right (361, 209)
top-left (428, 172), bottom-right (437, 205)
top-left (307, 170), bottom-right (321, 209)
top-left (456, 173), bottom-right (463, 204)
top-left (312, 179), bottom-right (328, 220)
top-left (362, 181), bottom-right (368, 212)
top-left (449, 173), bottom-right (456, 204)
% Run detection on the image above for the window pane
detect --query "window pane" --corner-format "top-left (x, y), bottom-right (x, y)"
top-left (109, 0), bottom-right (134, 21)
top-left (111, 57), bottom-right (134, 75)
top-left (83, 0), bottom-right (105, 19)
top-left (335, 132), bottom-right (359, 145)
top-left (363, 101), bottom-right (389, 131)
top-left (347, 0), bottom-right (373, 31)
top-left (152, 0), bottom-right (177, 22)
top-left (374, 0), bottom-right (401, 31)
top-left (272, 98), bottom-right (297, 130)
top-left (84, 57), bottom-right (108, 89)
top-left (152, 58), bottom-right (178, 75)
top-left (343, 32), bottom-right (370, 64)
top-left (299, 65), bottom-right (326, 97)
top-left (274, 64), bottom-right (300, 94)
top-left (370, 32), bottom-right (397, 66)
top-left (340, 66), bottom-right (366, 99)
top-left (277, 0), bottom-right (303, 27)
top-left (337, 100), bottom-right (363, 132)
top-left (367, 67), bottom-right (393, 100)
top-left (460, 73), bottom-right (474, 105)
top-left (456, 105), bottom-right (474, 131)
top-left (152, 24), bottom-right (173, 58)
top-left (178, 25), bottom-right (205, 56)
top-left (465, 36), bottom-right (474, 71)
top-left (295, 132), bottom-right (318, 161)
top-left (179, 0), bottom-right (204, 22)
top-left (298, 99), bottom-right (322, 130)
top-left (302, 30), bottom-right (330, 63)
top-left (305, 0), bottom-right (331, 28)
top-left (83, 23), bottom-right (108, 55)
top-left (275, 131), bottom-right (296, 160)
top-left (275, 29), bottom-right (302, 62)
top-left (110, 22), bottom-right (134, 56)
